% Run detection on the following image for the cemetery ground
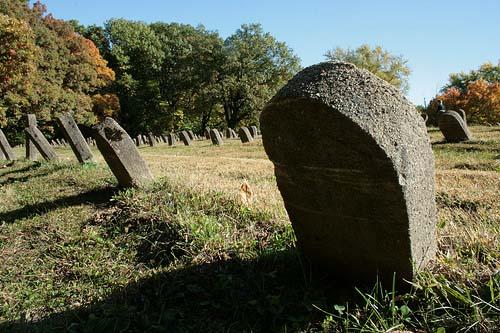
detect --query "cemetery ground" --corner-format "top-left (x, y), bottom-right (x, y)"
top-left (0, 127), bottom-right (499, 332)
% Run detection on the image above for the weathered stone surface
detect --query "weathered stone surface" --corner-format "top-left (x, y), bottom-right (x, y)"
top-left (210, 129), bottom-right (224, 145)
top-left (0, 129), bottom-right (16, 160)
top-left (26, 114), bottom-right (38, 160)
top-left (249, 125), bottom-right (258, 138)
top-left (180, 131), bottom-right (191, 146)
top-left (57, 113), bottom-right (94, 163)
top-left (260, 62), bottom-right (436, 283)
top-left (438, 110), bottom-right (472, 142)
top-left (93, 118), bottom-right (153, 188)
top-left (239, 127), bottom-right (254, 143)
top-left (25, 125), bottom-right (59, 161)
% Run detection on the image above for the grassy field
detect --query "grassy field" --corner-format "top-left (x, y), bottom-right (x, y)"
top-left (0, 126), bottom-right (498, 332)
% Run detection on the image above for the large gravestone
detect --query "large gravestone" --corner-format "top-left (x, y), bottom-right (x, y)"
top-left (0, 129), bottom-right (16, 160)
top-left (239, 127), bottom-right (254, 143)
top-left (57, 113), bottom-right (94, 163)
top-left (260, 62), bottom-right (436, 283)
top-left (438, 110), bottom-right (472, 142)
top-left (93, 118), bottom-right (153, 188)
top-left (25, 125), bottom-right (59, 161)
top-left (210, 129), bottom-right (224, 145)
top-left (180, 131), bottom-right (191, 146)
top-left (26, 114), bottom-right (38, 160)
top-left (249, 125), bottom-right (258, 138)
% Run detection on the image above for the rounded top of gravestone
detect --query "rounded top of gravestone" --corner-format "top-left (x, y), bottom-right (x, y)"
top-left (267, 61), bottom-right (427, 159)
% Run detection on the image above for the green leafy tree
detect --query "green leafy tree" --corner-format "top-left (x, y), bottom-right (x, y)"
top-left (220, 23), bottom-right (301, 128)
top-left (324, 44), bottom-right (411, 94)
top-left (442, 61), bottom-right (500, 93)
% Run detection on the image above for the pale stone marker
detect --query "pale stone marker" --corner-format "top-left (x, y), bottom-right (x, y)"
top-left (438, 110), bottom-right (472, 142)
top-left (26, 114), bottom-right (38, 160)
top-left (260, 62), bottom-right (437, 283)
top-left (238, 127), bottom-right (253, 143)
top-left (93, 117), bottom-right (153, 188)
top-left (204, 127), bottom-right (211, 139)
top-left (25, 125), bottom-right (59, 161)
top-left (0, 129), bottom-right (16, 160)
top-left (210, 129), bottom-right (224, 145)
top-left (57, 113), bottom-right (94, 163)
top-left (147, 132), bottom-right (156, 147)
top-left (180, 131), bottom-right (191, 146)
top-left (167, 133), bottom-right (176, 146)
top-left (230, 128), bottom-right (237, 138)
top-left (249, 125), bottom-right (258, 138)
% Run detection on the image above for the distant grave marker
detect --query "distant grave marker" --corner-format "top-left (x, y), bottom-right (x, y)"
top-left (93, 118), bottom-right (153, 188)
top-left (249, 126), bottom-right (258, 138)
top-left (260, 62), bottom-right (436, 284)
top-left (438, 110), bottom-right (472, 142)
top-left (0, 129), bottom-right (16, 160)
top-left (210, 129), bottom-right (224, 145)
top-left (57, 113), bottom-right (94, 163)
top-left (25, 125), bottom-right (59, 161)
top-left (147, 132), bottom-right (156, 147)
top-left (180, 131), bottom-right (192, 146)
top-left (204, 127), bottom-right (211, 139)
top-left (26, 114), bottom-right (38, 160)
top-left (239, 127), bottom-right (253, 143)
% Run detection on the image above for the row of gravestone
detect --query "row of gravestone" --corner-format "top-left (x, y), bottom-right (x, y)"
top-left (1, 62), bottom-right (443, 286)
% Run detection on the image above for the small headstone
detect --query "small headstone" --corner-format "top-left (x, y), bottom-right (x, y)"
top-left (187, 130), bottom-right (195, 141)
top-left (180, 131), bottom-right (191, 146)
top-left (26, 114), bottom-right (38, 160)
top-left (57, 113), bottom-right (94, 163)
top-left (0, 129), bottom-right (16, 160)
top-left (25, 125), bottom-right (59, 161)
top-left (204, 127), bottom-right (211, 139)
top-left (93, 117), bottom-right (153, 188)
top-left (249, 126), bottom-right (258, 138)
top-left (230, 128), bottom-right (237, 138)
top-left (210, 129), bottom-right (224, 145)
top-left (147, 132), bottom-right (156, 147)
top-left (438, 110), bottom-right (472, 142)
top-left (135, 135), bottom-right (142, 146)
top-left (260, 62), bottom-right (436, 284)
top-left (239, 127), bottom-right (253, 143)
top-left (167, 133), bottom-right (176, 146)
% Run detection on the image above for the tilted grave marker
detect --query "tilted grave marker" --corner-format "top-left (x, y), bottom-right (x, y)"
top-left (147, 132), bottom-right (156, 147)
top-left (210, 129), bottom-right (224, 145)
top-left (260, 62), bottom-right (437, 284)
top-left (180, 131), bottom-right (191, 146)
top-left (238, 127), bottom-right (253, 143)
top-left (167, 133), bottom-right (176, 146)
top-left (25, 125), bottom-right (59, 161)
top-left (249, 125), bottom-right (258, 138)
top-left (0, 129), bottom-right (16, 160)
top-left (204, 127), bottom-right (211, 139)
top-left (438, 110), bottom-right (472, 142)
top-left (57, 113), bottom-right (94, 163)
top-left (93, 118), bottom-right (153, 188)
top-left (26, 114), bottom-right (38, 160)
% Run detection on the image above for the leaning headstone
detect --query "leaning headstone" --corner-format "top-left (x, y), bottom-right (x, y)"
top-left (180, 131), bottom-right (191, 146)
top-left (230, 128), bottom-right (238, 138)
top-left (57, 113), bottom-right (94, 163)
top-left (204, 127), bottom-right (211, 139)
top-left (26, 114), bottom-right (38, 160)
top-left (249, 125), bottom-right (258, 138)
top-left (239, 127), bottom-right (253, 143)
top-left (438, 110), bottom-right (472, 142)
top-left (135, 135), bottom-right (142, 146)
top-left (210, 129), bottom-right (224, 145)
top-left (25, 125), bottom-right (59, 161)
top-left (187, 130), bottom-right (195, 141)
top-left (93, 117), bottom-right (153, 188)
top-left (260, 62), bottom-right (436, 284)
top-left (147, 132), bottom-right (156, 147)
top-left (225, 128), bottom-right (234, 139)
top-left (167, 133), bottom-right (176, 146)
top-left (0, 129), bottom-right (16, 160)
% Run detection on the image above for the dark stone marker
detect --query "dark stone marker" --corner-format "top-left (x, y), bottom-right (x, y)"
top-left (25, 125), bottom-right (59, 161)
top-left (438, 110), bottom-right (472, 142)
top-left (260, 62), bottom-right (436, 284)
top-left (147, 132), bottom-right (156, 147)
top-left (135, 135), bottom-right (142, 146)
top-left (180, 131), bottom-right (191, 146)
top-left (210, 129), bottom-right (224, 145)
top-left (93, 117), bottom-right (153, 188)
top-left (26, 114), bottom-right (38, 160)
top-left (167, 133), bottom-right (176, 146)
top-left (0, 129), bottom-right (16, 160)
top-left (249, 125), bottom-right (258, 138)
top-left (187, 130), bottom-right (195, 141)
top-left (204, 127), bottom-right (211, 139)
top-left (57, 113), bottom-right (94, 163)
top-left (238, 127), bottom-right (253, 143)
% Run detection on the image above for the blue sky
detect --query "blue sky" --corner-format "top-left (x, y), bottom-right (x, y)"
top-left (39, 0), bottom-right (499, 105)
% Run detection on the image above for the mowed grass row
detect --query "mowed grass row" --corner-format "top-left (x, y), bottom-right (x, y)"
top-left (0, 126), bottom-right (498, 332)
